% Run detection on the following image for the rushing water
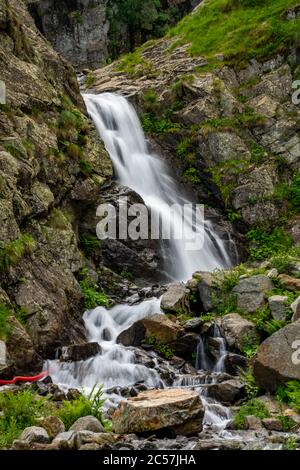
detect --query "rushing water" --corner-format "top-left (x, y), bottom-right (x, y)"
top-left (47, 92), bottom-right (233, 429)
top-left (84, 92), bottom-right (231, 281)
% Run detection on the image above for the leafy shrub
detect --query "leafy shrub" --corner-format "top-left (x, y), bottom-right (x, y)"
top-left (239, 368), bottom-right (260, 399)
top-left (141, 112), bottom-right (181, 134)
top-left (57, 385), bottom-right (107, 430)
top-left (80, 233), bottom-right (102, 259)
top-left (234, 398), bottom-right (270, 429)
top-left (79, 270), bottom-right (110, 310)
top-left (246, 227), bottom-right (292, 261)
top-left (276, 381), bottom-right (300, 413)
top-left (0, 390), bottom-right (47, 449)
top-left (146, 335), bottom-right (175, 359)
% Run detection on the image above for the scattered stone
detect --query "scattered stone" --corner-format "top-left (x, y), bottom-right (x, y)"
top-left (60, 342), bottom-right (101, 362)
top-left (278, 274), bottom-right (300, 292)
top-left (253, 323), bottom-right (300, 391)
top-left (20, 426), bottom-right (50, 444)
top-left (232, 275), bottom-right (273, 313)
top-left (244, 415), bottom-right (263, 430)
top-left (221, 313), bottom-right (259, 352)
top-left (160, 283), bottom-right (190, 314)
top-left (184, 318), bottom-right (203, 332)
top-left (207, 379), bottom-right (246, 404)
top-left (224, 353), bottom-right (248, 375)
top-left (52, 431), bottom-right (77, 450)
top-left (75, 431), bottom-right (118, 449)
top-left (112, 389), bottom-right (204, 436)
top-left (262, 418), bottom-right (283, 432)
top-left (267, 268), bottom-right (278, 278)
top-left (70, 416), bottom-right (105, 433)
top-left (291, 296), bottom-right (300, 322)
top-left (268, 295), bottom-right (289, 321)
top-left (37, 416), bottom-right (65, 439)
top-left (11, 440), bottom-right (30, 450)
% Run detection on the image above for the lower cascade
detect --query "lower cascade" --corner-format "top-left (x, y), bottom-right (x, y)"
top-left (47, 92), bottom-right (235, 440)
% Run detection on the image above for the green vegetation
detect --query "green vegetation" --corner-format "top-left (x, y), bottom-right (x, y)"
top-left (0, 234), bottom-right (35, 272)
top-left (283, 436), bottom-right (298, 450)
top-left (183, 167), bottom-right (201, 185)
top-left (0, 389), bottom-right (47, 449)
top-left (241, 335), bottom-right (260, 359)
top-left (80, 233), bottom-right (102, 259)
top-left (239, 368), bottom-right (260, 400)
top-left (57, 385), bottom-right (108, 430)
top-left (201, 109), bottom-right (266, 132)
top-left (278, 415), bottom-right (296, 432)
top-left (85, 72), bottom-right (95, 88)
top-left (79, 269), bottom-right (111, 310)
top-left (146, 335), bottom-right (175, 359)
top-left (168, 0), bottom-right (300, 66)
top-left (3, 143), bottom-right (24, 160)
top-left (47, 208), bottom-right (71, 230)
top-left (0, 303), bottom-right (11, 340)
top-left (117, 51), bottom-right (154, 77)
top-left (276, 381), bottom-right (300, 413)
top-left (234, 398), bottom-right (270, 429)
top-left (141, 113), bottom-right (181, 134)
top-left (246, 227), bottom-right (293, 261)
top-left (274, 173), bottom-right (300, 211)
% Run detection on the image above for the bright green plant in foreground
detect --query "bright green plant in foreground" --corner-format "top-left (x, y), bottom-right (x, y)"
top-left (79, 269), bottom-right (111, 310)
top-left (246, 227), bottom-right (293, 261)
top-left (57, 385), bottom-right (108, 430)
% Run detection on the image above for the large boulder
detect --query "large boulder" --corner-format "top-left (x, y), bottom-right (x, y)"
top-left (207, 379), bottom-right (246, 404)
top-left (160, 283), bottom-right (190, 314)
top-left (221, 313), bottom-right (259, 353)
top-left (194, 272), bottom-right (218, 312)
top-left (253, 323), bottom-right (300, 391)
top-left (232, 275), bottom-right (273, 313)
top-left (291, 296), bottom-right (300, 322)
top-left (112, 389), bottom-right (204, 436)
top-left (20, 426), bottom-right (49, 444)
top-left (117, 321), bottom-right (146, 347)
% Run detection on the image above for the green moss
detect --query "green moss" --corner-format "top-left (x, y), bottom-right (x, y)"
top-left (0, 234), bottom-right (35, 272)
top-left (0, 303), bottom-right (11, 341)
top-left (3, 143), bottom-right (24, 160)
top-left (234, 398), bottom-right (270, 429)
top-left (85, 72), bottom-right (96, 88)
top-left (141, 112), bottom-right (181, 134)
top-left (183, 167), bottom-right (201, 185)
top-left (168, 0), bottom-right (300, 67)
top-left (47, 209), bottom-right (71, 230)
top-left (117, 50), bottom-right (154, 77)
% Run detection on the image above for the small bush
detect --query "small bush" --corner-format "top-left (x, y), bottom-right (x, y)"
top-left (79, 270), bottom-right (110, 310)
top-left (0, 303), bottom-right (11, 340)
top-left (239, 368), bottom-right (260, 399)
top-left (57, 385), bottom-right (107, 430)
top-left (234, 398), bottom-right (270, 429)
top-left (80, 233), bottom-right (102, 259)
top-left (0, 234), bottom-right (35, 272)
top-left (246, 227), bottom-right (292, 261)
top-left (276, 381), bottom-right (300, 413)
top-left (146, 335), bottom-right (175, 359)
top-left (85, 73), bottom-right (95, 88)
top-left (0, 390), bottom-right (47, 449)
top-left (141, 112), bottom-right (181, 134)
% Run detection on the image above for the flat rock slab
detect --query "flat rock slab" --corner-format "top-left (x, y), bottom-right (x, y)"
top-left (112, 388), bottom-right (204, 436)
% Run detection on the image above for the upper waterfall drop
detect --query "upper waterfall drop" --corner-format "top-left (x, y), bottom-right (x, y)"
top-left (84, 92), bottom-right (231, 281)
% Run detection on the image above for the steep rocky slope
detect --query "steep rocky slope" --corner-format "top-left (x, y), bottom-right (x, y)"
top-left (25, 0), bottom-right (201, 70)
top-left (0, 0), bottom-right (115, 375)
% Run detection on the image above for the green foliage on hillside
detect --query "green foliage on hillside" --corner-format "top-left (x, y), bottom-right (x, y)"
top-left (169, 0), bottom-right (300, 66)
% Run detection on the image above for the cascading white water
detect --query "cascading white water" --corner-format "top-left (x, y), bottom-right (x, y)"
top-left (47, 92), bottom-right (233, 430)
top-left (84, 92), bottom-right (231, 281)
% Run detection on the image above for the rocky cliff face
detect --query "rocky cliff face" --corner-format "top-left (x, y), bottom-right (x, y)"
top-left (0, 0), bottom-right (114, 375)
top-left (25, 0), bottom-right (201, 70)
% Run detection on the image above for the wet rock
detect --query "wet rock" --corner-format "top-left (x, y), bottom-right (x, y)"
top-left (232, 275), bottom-right (273, 313)
top-left (262, 418), bottom-right (283, 432)
top-left (253, 323), bottom-right (300, 391)
top-left (170, 356), bottom-right (186, 369)
top-left (278, 274), bottom-right (300, 292)
top-left (134, 349), bottom-right (155, 368)
top-left (221, 313), bottom-right (259, 353)
top-left (184, 318), bottom-right (203, 332)
top-left (207, 379), bottom-right (246, 404)
top-left (66, 388), bottom-right (83, 401)
top-left (160, 283), bottom-right (190, 314)
top-left (37, 416), bottom-right (65, 439)
top-left (112, 389), bottom-right (204, 436)
top-left (70, 416), bottom-right (105, 433)
top-left (117, 322), bottom-right (146, 347)
top-left (20, 426), bottom-right (50, 444)
top-left (291, 296), bottom-right (300, 322)
top-left (60, 342), bottom-right (101, 362)
top-left (170, 333), bottom-right (198, 359)
top-left (268, 295), bottom-right (289, 321)
top-left (52, 431), bottom-right (77, 450)
top-left (143, 314), bottom-right (185, 344)
top-left (224, 353), bottom-right (248, 375)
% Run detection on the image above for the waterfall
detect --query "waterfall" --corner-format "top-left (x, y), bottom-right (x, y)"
top-left (83, 92), bottom-right (231, 281)
top-left (47, 92), bottom-right (233, 429)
